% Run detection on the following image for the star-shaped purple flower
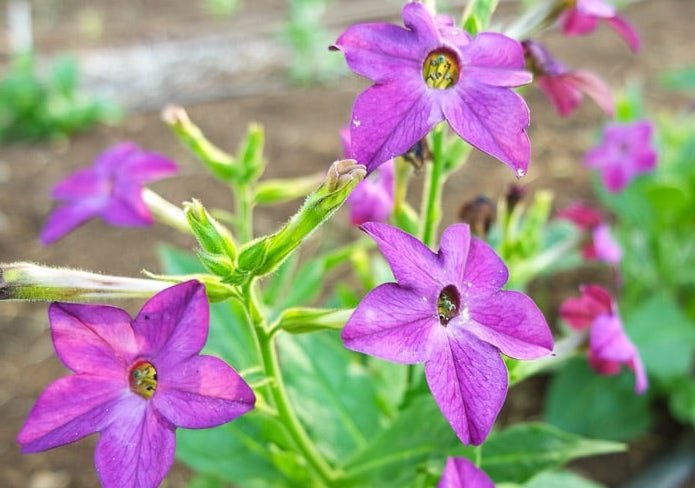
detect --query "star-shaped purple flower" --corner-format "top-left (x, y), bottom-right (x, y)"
top-left (560, 284), bottom-right (648, 394)
top-left (17, 281), bottom-right (255, 488)
top-left (523, 40), bottom-right (613, 117)
top-left (341, 222), bottom-right (553, 445)
top-left (557, 202), bottom-right (622, 265)
top-left (333, 2), bottom-right (532, 175)
top-left (341, 127), bottom-right (395, 225)
top-left (437, 457), bottom-right (494, 488)
top-left (559, 0), bottom-right (640, 52)
top-left (41, 142), bottom-right (178, 244)
top-left (584, 120), bottom-right (658, 193)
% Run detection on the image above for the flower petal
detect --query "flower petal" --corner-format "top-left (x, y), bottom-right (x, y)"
top-left (437, 457), bottom-right (495, 488)
top-left (95, 397), bottom-right (176, 488)
top-left (605, 15), bottom-right (640, 52)
top-left (437, 223), bottom-right (471, 285)
top-left (49, 302), bottom-right (137, 375)
top-left (132, 281), bottom-right (209, 370)
top-left (461, 33), bottom-right (531, 87)
top-left (577, 0), bottom-right (615, 17)
top-left (52, 168), bottom-right (106, 201)
top-left (569, 71), bottom-right (615, 116)
top-left (462, 238), bottom-right (509, 294)
top-left (425, 330), bottom-right (507, 445)
top-left (40, 202), bottom-right (102, 245)
top-left (592, 224), bottom-right (622, 264)
top-left (153, 355), bottom-right (255, 429)
top-left (101, 181), bottom-right (153, 227)
top-left (465, 290), bottom-right (553, 360)
top-left (560, 9), bottom-right (599, 36)
top-left (18, 375), bottom-right (127, 453)
top-left (560, 284), bottom-right (614, 330)
top-left (342, 282), bottom-right (441, 363)
top-left (93, 142), bottom-right (140, 174)
top-left (443, 82), bottom-right (530, 175)
top-left (121, 152), bottom-right (179, 185)
top-left (361, 222), bottom-right (445, 293)
top-left (350, 81), bottom-right (439, 172)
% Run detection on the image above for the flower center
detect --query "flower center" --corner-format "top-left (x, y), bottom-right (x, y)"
top-left (423, 49), bottom-right (459, 90)
top-left (437, 285), bottom-right (460, 325)
top-left (129, 361), bottom-right (158, 399)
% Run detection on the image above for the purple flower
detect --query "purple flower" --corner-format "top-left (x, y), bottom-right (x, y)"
top-left (341, 127), bottom-right (395, 225)
top-left (584, 120), bottom-right (658, 193)
top-left (341, 222), bottom-right (553, 445)
top-left (41, 142), bottom-right (178, 244)
top-left (560, 0), bottom-right (640, 52)
top-left (560, 284), bottom-right (648, 394)
top-left (17, 281), bottom-right (255, 488)
top-left (557, 203), bottom-right (622, 265)
top-left (523, 40), bottom-right (613, 117)
top-left (437, 457), bottom-right (494, 488)
top-left (332, 2), bottom-right (532, 175)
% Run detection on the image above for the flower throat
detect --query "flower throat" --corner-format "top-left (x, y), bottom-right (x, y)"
top-left (423, 49), bottom-right (460, 89)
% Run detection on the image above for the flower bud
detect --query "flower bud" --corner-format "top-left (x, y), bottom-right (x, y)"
top-left (253, 172), bottom-right (324, 206)
top-left (184, 199), bottom-right (237, 259)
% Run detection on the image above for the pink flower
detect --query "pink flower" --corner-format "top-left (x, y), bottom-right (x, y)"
top-left (560, 284), bottom-right (648, 394)
top-left (523, 40), bottom-right (613, 117)
top-left (332, 2), bottom-right (532, 175)
top-left (437, 457), bottom-right (494, 488)
top-left (557, 203), bottom-right (622, 265)
top-left (17, 281), bottom-right (255, 488)
top-left (584, 120), bottom-right (658, 193)
top-left (560, 0), bottom-right (640, 52)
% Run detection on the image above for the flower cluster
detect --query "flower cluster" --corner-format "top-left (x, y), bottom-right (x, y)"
top-left (560, 284), bottom-right (647, 393)
top-left (342, 222), bottom-right (553, 444)
top-left (559, 0), bottom-right (640, 52)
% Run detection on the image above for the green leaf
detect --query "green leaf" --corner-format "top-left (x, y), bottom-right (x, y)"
top-left (461, 0), bottom-right (500, 35)
top-left (187, 473), bottom-right (230, 488)
top-left (625, 294), bottom-right (695, 380)
top-left (476, 423), bottom-right (623, 484)
top-left (667, 376), bottom-right (695, 427)
top-left (519, 469), bottom-right (606, 488)
top-left (279, 331), bottom-right (383, 465)
top-left (544, 358), bottom-right (651, 441)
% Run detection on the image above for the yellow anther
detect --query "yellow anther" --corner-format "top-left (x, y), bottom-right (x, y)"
top-left (423, 49), bottom-right (460, 90)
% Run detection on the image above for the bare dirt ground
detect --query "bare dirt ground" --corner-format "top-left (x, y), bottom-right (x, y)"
top-left (1, 0), bottom-right (694, 486)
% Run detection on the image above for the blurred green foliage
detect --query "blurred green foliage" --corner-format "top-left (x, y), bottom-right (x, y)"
top-left (0, 52), bottom-right (120, 143)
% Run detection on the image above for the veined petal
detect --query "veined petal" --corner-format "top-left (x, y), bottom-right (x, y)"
top-left (94, 142), bottom-right (140, 174)
top-left (443, 82), bottom-right (530, 175)
top-left (95, 397), bottom-right (176, 488)
top-left (401, 2), bottom-right (441, 47)
top-left (154, 355), bottom-right (255, 429)
top-left (461, 33), bottom-right (531, 87)
top-left (465, 290), bottom-right (553, 360)
top-left (18, 375), bottom-right (127, 453)
top-left (40, 202), bottom-right (102, 245)
top-left (121, 153), bottom-right (178, 185)
top-left (437, 224), bottom-right (471, 285)
top-left (101, 181), bottom-right (153, 227)
top-left (438, 457), bottom-right (495, 488)
top-left (425, 330), bottom-right (507, 445)
top-left (132, 281), bottom-right (208, 370)
top-left (52, 168), bottom-right (106, 201)
top-left (605, 16), bottom-right (640, 52)
top-left (361, 222), bottom-right (445, 293)
top-left (50, 303), bottom-right (137, 375)
top-left (462, 238), bottom-right (509, 294)
top-left (342, 282), bottom-right (441, 363)
top-left (350, 81), bottom-right (439, 172)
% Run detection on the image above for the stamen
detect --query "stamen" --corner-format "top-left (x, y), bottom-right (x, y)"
top-left (437, 285), bottom-right (461, 325)
top-left (129, 361), bottom-right (158, 399)
top-left (423, 49), bottom-right (460, 90)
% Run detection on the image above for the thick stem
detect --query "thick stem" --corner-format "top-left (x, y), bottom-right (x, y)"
top-left (419, 128), bottom-right (446, 247)
top-left (235, 184), bottom-right (254, 244)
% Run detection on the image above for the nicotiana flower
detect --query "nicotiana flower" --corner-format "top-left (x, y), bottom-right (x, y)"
top-left (342, 222), bottom-right (553, 445)
top-left (560, 284), bottom-right (648, 393)
top-left (332, 2), bottom-right (532, 175)
top-left (41, 142), bottom-right (178, 244)
top-left (584, 120), bottom-right (658, 193)
top-left (341, 127), bottom-right (395, 225)
top-left (559, 0), bottom-right (640, 52)
top-left (18, 281), bottom-right (255, 488)
top-left (523, 40), bottom-right (613, 117)
top-left (557, 202), bottom-right (621, 265)
top-left (437, 457), bottom-right (494, 488)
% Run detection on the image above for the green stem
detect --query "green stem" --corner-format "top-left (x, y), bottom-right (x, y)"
top-left (235, 184), bottom-right (254, 243)
top-left (243, 281), bottom-right (336, 486)
top-left (419, 127), bottom-right (446, 247)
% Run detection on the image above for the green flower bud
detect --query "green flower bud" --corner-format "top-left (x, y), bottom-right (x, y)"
top-left (254, 172), bottom-right (324, 206)
top-left (272, 307), bottom-right (353, 335)
top-left (184, 199), bottom-right (237, 260)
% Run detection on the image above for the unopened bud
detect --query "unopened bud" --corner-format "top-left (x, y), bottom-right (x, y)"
top-left (459, 196), bottom-right (496, 237)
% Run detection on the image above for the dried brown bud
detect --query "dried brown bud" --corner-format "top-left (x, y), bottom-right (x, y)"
top-left (459, 196), bottom-right (496, 237)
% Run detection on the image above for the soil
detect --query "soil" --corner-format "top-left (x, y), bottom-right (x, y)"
top-left (1, 0), bottom-right (694, 487)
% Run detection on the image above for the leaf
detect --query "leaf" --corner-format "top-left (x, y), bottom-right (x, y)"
top-left (279, 331), bottom-right (383, 465)
top-left (475, 423), bottom-right (623, 484)
top-left (519, 469), bottom-right (606, 488)
top-left (625, 293), bottom-right (695, 380)
top-left (461, 0), bottom-right (500, 35)
top-left (667, 376), bottom-right (695, 427)
top-left (544, 358), bottom-right (651, 441)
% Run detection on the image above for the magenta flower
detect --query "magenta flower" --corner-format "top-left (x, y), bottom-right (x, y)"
top-left (342, 222), bottom-right (553, 445)
top-left (17, 281), bottom-right (255, 488)
top-left (437, 457), bottom-right (494, 488)
top-left (557, 203), bottom-right (622, 265)
top-left (333, 2), bottom-right (532, 175)
top-left (41, 142), bottom-right (178, 244)
top-left (560, 284), bottom-right (648, 393)
top-left (523, 40), bottom-right (613, 117)
top-left (559, 0), bottom-right (640, 52)
top-left (341, 127), bottom-right (395, 225)
top-left (584, 120), bottom-right (657, 193)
